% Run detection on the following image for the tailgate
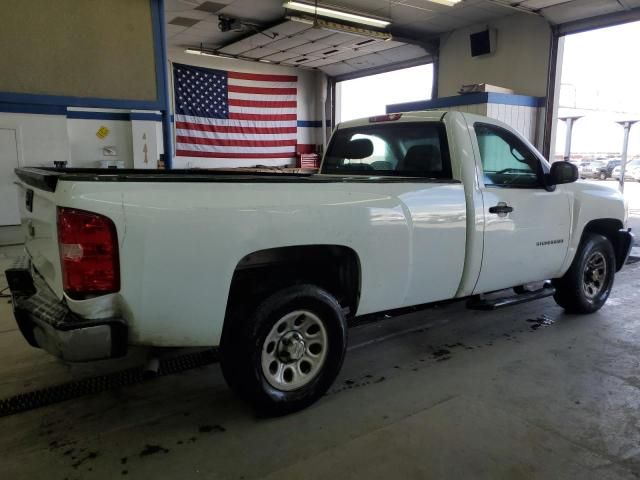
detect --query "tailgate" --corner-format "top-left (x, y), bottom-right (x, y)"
top-left (14, 170), bottom-right (64, 299)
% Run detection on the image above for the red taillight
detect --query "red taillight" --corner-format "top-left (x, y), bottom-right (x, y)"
top-left (57, 207), bottom-right (120, 297)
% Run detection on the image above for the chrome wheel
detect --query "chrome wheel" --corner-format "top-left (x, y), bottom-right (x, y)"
top-left (582, 251), bottom-right (607, 299)
top-left (261, 310), bottom-right (328, 391)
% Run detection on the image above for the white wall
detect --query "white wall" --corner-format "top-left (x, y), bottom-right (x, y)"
top-left (0, 112), bottom-right (69, 167)
top-left (168, 47), bottom-right (326, 169)
top-left (438, 13), bottom-right (552, 98)
top-left (66, 109), bottom-right (134, 168)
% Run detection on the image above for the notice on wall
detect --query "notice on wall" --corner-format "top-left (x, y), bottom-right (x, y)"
top-left (96, 126), bottom-right (110, 139)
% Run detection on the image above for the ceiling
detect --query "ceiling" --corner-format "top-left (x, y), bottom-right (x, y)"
top-left (165, 0), bottom-right (640, 75)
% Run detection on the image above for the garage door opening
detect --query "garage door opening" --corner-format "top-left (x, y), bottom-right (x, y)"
top-left (336, 64), bottom-right (433, 123)
top-left (554, 20), bottom-right (640, 234)
top-left (555, 21), bottom-right (640, 168)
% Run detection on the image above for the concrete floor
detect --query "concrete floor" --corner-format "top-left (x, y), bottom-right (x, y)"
top-left (1, 180), bottom-right (640, 480)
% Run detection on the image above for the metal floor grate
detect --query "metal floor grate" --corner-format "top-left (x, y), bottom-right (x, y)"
top-left (0, 349), bottom-right (218, 418)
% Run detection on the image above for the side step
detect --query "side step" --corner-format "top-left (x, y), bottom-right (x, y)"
top-left (466, 284), bottom-right (556, 311)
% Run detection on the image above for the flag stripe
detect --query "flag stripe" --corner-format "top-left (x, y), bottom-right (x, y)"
top-left (227, 85), bottom-right (297, 95)
top-left (176, 129), bottom-right (295, 141)
top-left (228, 92), bottom-right (296, 102)
top-left (176, 150), bottom-right (296, 159)
top-left (227, 79), bottom-right (297, 89)
top-left (176, 143), bottom-right (295, 154)
top-left (175, 114), bottom-right (297, 129)
top-left (228, 112), bottom-right (297, 121)
top-left (229, 106), bottom-right (297, 115)
top-left (176, 121), bottom-right (297, 135)
top-left (177, 136), bottom-right (296, 147)
top-left (228, 71), bottom-right (297, 82)
top-left (228, 99), bottom-right (297, 108)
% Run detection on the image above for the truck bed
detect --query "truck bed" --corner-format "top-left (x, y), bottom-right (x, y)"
top-left (15, 167), bottom-right (456, 192)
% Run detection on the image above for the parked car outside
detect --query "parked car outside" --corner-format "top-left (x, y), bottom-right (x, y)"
top-left (593, 159), bottom-right (621, 180)
top-left (578, 161), bottom-right (593, 179)
top-left (581, 160), bottom-right (607, 179)
top-left (629, 165), bottom-right (640, 182)
top-left (612, 159), bottom-right (640, 181)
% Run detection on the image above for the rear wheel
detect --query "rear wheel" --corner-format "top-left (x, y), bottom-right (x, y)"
top-left (220, 284), bottom-right (347, 416)
top-left (599, 172), bottom-right (607, 180)
top-left (553, 233), bottom-right (615, 313)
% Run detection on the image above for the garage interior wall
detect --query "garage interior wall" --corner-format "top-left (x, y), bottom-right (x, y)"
top-left (0, 0), bottom-right (162, 170)
top-left (168, 48), bottom-right (326, 169)
top-left (438, 13), bottom-right (552, 98)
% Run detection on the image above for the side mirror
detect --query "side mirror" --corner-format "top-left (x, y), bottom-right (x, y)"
top-left (548, 161), bottom-right (578, 185)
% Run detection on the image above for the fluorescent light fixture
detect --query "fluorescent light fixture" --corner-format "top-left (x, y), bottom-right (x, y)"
top-left (283, 1), bottom-right (390, 28)
top-left (184, 47), bottom-right (230, 58)
top-left (425, 0), bottom-right (462, 5)
top-left (287, 15), bottom-right (392, 40)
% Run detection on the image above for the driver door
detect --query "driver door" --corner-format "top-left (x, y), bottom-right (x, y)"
top-left (472, 123), bottom-right (571, 294)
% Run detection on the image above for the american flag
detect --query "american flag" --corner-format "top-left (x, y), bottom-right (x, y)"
top-left (173, 63), bottom-right (298, 161)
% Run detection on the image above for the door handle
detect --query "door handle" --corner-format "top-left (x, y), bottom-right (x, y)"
top-left (489, 202), bottom-right (514, 215)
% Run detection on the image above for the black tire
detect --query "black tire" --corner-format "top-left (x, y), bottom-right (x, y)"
top-left (552, 233), bottom-right (615, 313)
top-left (220, 284), bottom-right (347, 416)
top-left (599, 172), bottom-right (607, 180)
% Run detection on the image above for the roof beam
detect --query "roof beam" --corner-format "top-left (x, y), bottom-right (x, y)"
top-left (556, 6), bottom-right (640, 35)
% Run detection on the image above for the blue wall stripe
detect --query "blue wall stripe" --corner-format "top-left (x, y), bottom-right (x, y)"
top-left (0, 91), bottom-right (163, 111)
top-left (67, 111), bottom-right (131, 121)
top-left (0, 102), bottom-right (320, 126)
top-left (387, 93), bottom-right (545, 113)
top-left (0, 102), bottom-right (165, 121)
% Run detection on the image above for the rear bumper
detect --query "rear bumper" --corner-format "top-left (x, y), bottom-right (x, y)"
top-left (4, 256), bottom-right (127, 362)
top-left (615, 228), bottom-right (635, 272)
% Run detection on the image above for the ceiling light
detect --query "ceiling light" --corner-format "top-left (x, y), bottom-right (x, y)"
top-left (287, 15), bottom-right (392, 40)
top-left (184, 48), bottom-right (230, 59)
top-left (424, 0), bottom-right (462, 5)
top-left (282, 1), bottom-right (390, 28)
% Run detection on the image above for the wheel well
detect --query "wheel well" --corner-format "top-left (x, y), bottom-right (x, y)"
top-left (226, 245), bottom-right (361, 318)
top-left (581, 218), bottom-right (625, 270)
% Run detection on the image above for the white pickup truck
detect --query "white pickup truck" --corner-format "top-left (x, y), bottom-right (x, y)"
top-left (5, 111), bottom-right (634, 415)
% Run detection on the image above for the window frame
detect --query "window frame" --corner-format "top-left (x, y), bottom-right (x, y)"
top-left (473, 122), bottom-right (546, 190)
top-left (321, 121), bottom-right (453, 180)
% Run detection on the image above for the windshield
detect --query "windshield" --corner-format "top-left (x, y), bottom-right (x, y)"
top-left (322, 122), bottom-right (452, 178)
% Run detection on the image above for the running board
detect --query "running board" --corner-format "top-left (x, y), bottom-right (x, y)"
top-left (466, 285), bottom-right (556, 310)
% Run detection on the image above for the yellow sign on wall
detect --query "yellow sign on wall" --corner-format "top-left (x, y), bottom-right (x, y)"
top-left (96, 126), bottom-right (110, 139)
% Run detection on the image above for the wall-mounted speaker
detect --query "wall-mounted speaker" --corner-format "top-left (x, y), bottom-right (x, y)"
top-left (470, 29), bottom-right (496, 57)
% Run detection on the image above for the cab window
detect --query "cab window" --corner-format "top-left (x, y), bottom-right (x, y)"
top-left (474, 123), bottom-right (542, 188)
top-left (322, 122), bottom-right (452, 179)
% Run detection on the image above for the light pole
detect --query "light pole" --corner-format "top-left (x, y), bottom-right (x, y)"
top-left (616, 120), bottom-right (639, 192)
top-left (558, 115), bottom-right (583, 162)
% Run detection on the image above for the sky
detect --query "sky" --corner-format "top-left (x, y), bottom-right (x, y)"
top-left (339, 21), bottom-right (640, 157)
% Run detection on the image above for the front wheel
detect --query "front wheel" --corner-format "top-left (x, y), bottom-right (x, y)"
top-left (553, 233), bottom-right (615, 313)
top-left (220, 284), bottom-right (347, 416)
top-left (599, 172), bottom-right (607, 180)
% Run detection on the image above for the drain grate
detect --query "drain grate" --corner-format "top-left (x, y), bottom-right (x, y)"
top-left (0, 349), bottom-right (218, 418)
